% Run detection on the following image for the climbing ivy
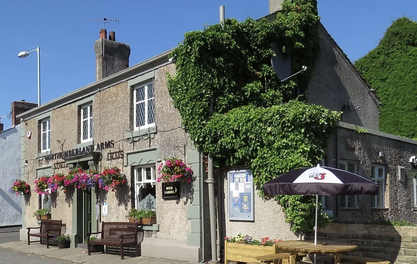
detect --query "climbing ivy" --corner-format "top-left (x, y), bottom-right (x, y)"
top-left (168, 0), bottom-right (340, 236)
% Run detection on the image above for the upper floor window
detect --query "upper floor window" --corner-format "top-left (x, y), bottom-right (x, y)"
top-left (339, 160), bottom-right (358, 208)
top-left (134, 165), bottom-right (156, 211)
top-left (371, 165), bottom-right (385, 208)
top-left (81, 104), bottom-right (93, 142)
top-left (134, 83), bottom-right (155, 130)
top-left (40, 119), bottom-right (50, 152)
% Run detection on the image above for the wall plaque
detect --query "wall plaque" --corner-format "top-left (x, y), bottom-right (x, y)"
top-left (162, 182), bottom-right (180, 200)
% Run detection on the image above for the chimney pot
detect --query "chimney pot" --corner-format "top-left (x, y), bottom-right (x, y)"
top-left (99, 29), bottom-right (107, 39)
top-left (109, 31), bottom-right (116, 41)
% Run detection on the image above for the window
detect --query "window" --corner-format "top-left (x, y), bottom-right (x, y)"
top-left (40, 119), bottom-right (50, 152)
top-left (81, 104), bottom-right (93, 142)
top-left (413, 176), bottom-right (417, 207)
top-left (371, 165), bottom-right (385, 208)
top-left (134, 83), bottom-right (155, 129)
top-left (339, 161), bottom-right (358, 208)
top-left (40, 189), bottom-right (51, 210)
top-left (134, 165), bottom-right (156, 210)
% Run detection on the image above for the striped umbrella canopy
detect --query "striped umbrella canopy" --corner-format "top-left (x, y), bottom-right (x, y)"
top-left (263, 164), bottom-right (378, 247)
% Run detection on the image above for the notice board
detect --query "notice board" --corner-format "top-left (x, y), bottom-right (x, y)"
top-left (227, 170), bottom-right (254, 221)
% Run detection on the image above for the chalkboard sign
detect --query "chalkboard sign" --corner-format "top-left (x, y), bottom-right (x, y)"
top-left (162, 182), bottom-right (180, 200)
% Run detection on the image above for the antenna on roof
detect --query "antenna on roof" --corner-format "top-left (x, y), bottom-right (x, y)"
top-left (86, 18), bottom-right (119, 29)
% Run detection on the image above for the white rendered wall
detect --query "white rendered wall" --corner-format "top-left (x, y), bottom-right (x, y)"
top-left (0, 125), bottom-right (23, 227)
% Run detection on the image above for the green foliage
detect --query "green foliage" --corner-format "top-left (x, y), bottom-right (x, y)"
top-left (355, 17), bottom-right (417, 139)
top-left (275, 195), bottom-right (329, 235)
top-left (33, 208), bottom-right (51, 217)
top-left (168, 0), bottom-right (339, 236)
top-left (354, 126), bottom-right (368, 134)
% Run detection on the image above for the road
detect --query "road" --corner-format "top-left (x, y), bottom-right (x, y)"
top-left (0, 247), bottom-right (73, 264)
top-left (0, 228), bottom-right (73, 264)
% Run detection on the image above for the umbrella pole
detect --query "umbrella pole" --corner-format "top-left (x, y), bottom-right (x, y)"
top-left (315, 194), bottom-right (318, 245)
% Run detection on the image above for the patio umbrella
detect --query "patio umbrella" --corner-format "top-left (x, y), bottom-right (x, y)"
top-left (264, 164), bottom-right (378, 245)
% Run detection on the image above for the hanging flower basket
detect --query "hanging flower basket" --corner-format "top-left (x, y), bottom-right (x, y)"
top-left (34, 177), bottom-right (51, 195)
top-left (96, 167), bottom-right (127, 192)
top-left (157, 157), bottom-right (193, 183)
top-left (11, 179), bottom-right (30, 196)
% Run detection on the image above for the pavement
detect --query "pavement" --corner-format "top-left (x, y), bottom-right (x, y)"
top-left (0, 226), bottom-right (202, 264)
top-left (0, 240), bottom-right (202, 264)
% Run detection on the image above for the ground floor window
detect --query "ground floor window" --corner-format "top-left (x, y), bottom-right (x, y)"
top-left (134, 165), bottom-right (156, 210)
top-left (339, 161), bottom-right (358, 208)
top-left (371, 165), bottom-right (385, 208)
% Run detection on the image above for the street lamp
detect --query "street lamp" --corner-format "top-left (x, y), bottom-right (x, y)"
top-left (18, 47), bottom-right (41, 106)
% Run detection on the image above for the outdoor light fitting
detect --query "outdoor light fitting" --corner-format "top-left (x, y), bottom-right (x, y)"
top-left (280, 65), bottom-right (308, 83)
top-left (18, 47), bottom-right (41, 105)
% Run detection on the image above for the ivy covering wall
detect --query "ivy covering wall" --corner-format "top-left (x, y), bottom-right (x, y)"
top-left (168, 0), bottom-right (340, 235)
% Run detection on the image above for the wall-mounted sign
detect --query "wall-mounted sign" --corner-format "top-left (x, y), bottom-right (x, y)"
top-left (54, 162), bottom-right (67, 169)
top-left (45, 140), bottom-right (116, 161)
top-left (228, 170), bottom-right (254, 221)
top-left (162, 182), bottom-right (180, 200)
top-left (107, 150), bottom-right (124, 161)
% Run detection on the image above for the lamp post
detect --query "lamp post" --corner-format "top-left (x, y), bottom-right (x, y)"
top-left (18, 47), bottom-right (41, 106)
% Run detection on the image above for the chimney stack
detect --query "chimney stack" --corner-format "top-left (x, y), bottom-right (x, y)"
top-left (94, 30), bottom-right (130, 81)
top-left (0, 122), bottom-right (3, 132)
top-left (269, 0), bottom-right (284, 13)
top-left (11, 100), bottom-right (38, 126)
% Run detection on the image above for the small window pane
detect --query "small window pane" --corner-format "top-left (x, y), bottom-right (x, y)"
top-left (136, 102), bottom-right (145, 126)
top-left (148, 98), bottom-right (155, 124)
top-left (136, 87), bottom-right (145, 102)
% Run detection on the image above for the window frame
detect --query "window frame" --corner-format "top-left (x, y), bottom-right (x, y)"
top-left (371, 165), bottom-right (385, 208)
top-left (413, 176), bottom-right (417, 208)
top-left (134, 165), bottom-right (156, 210)
top-left (40, 118), bottom-right (50, 152)
top-left (339, 160), bottom-right (358, 209)
top-left (80, 103), bottom-right (93, 143)
top-left (134, 82), bottom-right (155, 130)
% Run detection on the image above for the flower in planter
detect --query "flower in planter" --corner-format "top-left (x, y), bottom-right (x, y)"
top-left (225, 233), bottom-right (282, 246)
top-left (96, 167), bottom-right (127, 191)
top-left (157, 157), bottom-right (193, 183)
top-left (126, 208), bottom-right (156, 224)
top-left (11, 179), bottom-right (30, 196)
top-left (55, 233), bottom-right (70, 242)
top-left (48, 174), bottom-right (66, 193)
top-left (34, 177), bottom-right (51, 195)
top-left (33, 208), bottom-right (51, 219)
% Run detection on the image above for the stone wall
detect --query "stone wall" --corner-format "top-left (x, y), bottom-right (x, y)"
top-left (316, 223), bottom-right (417, 264)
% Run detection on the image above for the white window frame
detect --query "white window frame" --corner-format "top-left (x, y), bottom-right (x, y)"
top-left (134, 83), bottom-right (155, 130)
top-left (41, 188), bottom-right (52, 210)
top-left (40, 119), bottom-right (50, 152)
top-left (413, 176), bottom-right (417, 208)
top-left (134, 165), bottom-right (156, 210)
top-left (80, 104), bottom-right (93, 143)
top-left (339, 161), bottom-right (358, 208)
top-left (371, 165), bottom-right (385, 208)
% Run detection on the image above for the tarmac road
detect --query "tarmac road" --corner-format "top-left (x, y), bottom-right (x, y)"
top-left (0, 247), bottom-right (74, 264)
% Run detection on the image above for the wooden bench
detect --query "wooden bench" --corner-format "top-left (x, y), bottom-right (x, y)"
top-left (27, 219), bottom-right (63, 249)
top-left (340, 255), bottom-right (390, 264)
top-left (87, 222), bottom-right (142, 260)
top-left (255, 253), bottom-right (291, 264)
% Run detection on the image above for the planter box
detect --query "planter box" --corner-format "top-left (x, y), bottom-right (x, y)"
top-left (224, 241), bottom-right (279, 263)
top-left (36, 214), bottom-right (51, 220)
top-left (57, 240), bottom-right (70, 249)
top-left (140, 216), bottom-right (156, 225)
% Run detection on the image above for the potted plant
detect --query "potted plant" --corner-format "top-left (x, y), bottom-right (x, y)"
top-left (140, 210), bottom-right (156, 225)
top-left (11, 179), bottom-right (30, 196)
top-left (126, 208), bottom-right (142, 223)
top-left (88, 236), bottom-right (104, 252)
top-left (34, 208), bottom-right (51, 220)
top-left (55, 233), bottom-right (70, 249)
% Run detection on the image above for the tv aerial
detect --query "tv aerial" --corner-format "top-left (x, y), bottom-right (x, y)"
top-left (86, 18), bottom-right (119, 29)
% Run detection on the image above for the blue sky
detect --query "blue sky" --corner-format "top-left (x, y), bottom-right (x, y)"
top-left (1, 0), bottom-right (416, 129)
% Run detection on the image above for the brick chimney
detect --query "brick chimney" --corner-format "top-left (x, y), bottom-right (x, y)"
top-left (269, 0), bottom-right (284, 13)
top-left (11, 100), bottom-right (38, 126)
top-left (94, 29), bottom-right (131, 81)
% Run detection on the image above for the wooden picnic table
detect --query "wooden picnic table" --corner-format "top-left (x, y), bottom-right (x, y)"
top-left (275, 240), bottom-right (357, 264)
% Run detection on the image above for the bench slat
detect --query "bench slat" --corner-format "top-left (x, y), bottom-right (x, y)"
top-left (256, 253), bottom-right (291, 262)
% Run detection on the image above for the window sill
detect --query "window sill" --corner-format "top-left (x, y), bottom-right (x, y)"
top-left (37, 151), bottom-right (51, 159)
top-left (124, 125), bottom-right (157, 141)
top-left (140, 223), bottom-right (159, 231)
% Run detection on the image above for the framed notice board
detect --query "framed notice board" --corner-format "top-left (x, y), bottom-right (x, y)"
top-left (227, 170), bottom-right (254, 221)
